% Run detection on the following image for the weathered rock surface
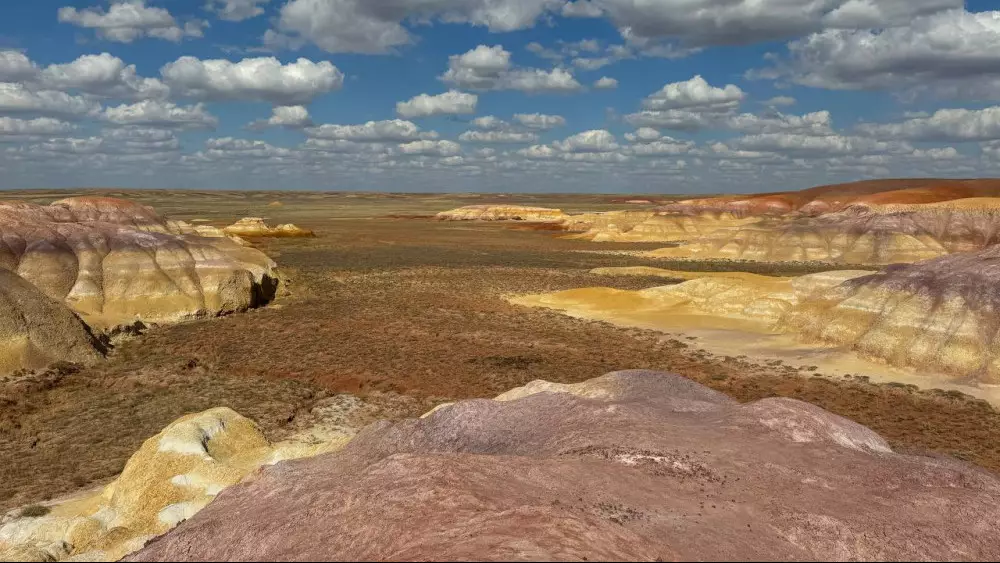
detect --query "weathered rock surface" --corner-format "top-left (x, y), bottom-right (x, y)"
top-left (128, 370), bottom-right (1000, 561)
top-left (222, 217), bottom-right (313, 238)
top-left (0, 197), bottom-right (278, 330)
top-left (783, 245), bottom-right (1000, 382)
top-left (0, 405), bottom-right (356, 562)
top-left (0, 269), bottom-right (105, 373)
top-left (436, 205), bottom-right (568, 222)
top-left (520, 250), bottom-right (1000, 382)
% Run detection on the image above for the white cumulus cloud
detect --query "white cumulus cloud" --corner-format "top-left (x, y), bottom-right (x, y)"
top-left (161, 56), bottom-right (344, 105)
top-left (58, 0), bottom-right (206, 43)
top-left (396, 90), bottom-right (478, 119)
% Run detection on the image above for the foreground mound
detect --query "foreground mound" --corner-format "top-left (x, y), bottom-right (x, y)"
top-left (0, 407), bottom-right (353, 562)
top-left (222, 217), bottom-right (313, 238)
top-left (436, 205), bottom-right (568, 222)
top-left (129, 370), bottom-right (1000, 561)
top-left (0, 197), bottom-right (278, 330)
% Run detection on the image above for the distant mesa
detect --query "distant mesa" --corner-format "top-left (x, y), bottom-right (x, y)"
top-left (0, 197), bottom-right (280, 373)
top-left (266, 201), bottom-right (283, 207)
top-left (436, 205), bottom-right (568, 222)
top-left (111, 370), bottom-right (1000, 561)
top-left (223, 217), bottom-right (314, 238)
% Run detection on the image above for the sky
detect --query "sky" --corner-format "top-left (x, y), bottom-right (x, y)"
top-left (1, 1), bottom-right (999, 193)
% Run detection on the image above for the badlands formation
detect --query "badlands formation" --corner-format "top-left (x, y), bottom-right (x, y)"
top-left (440, 179), bottom-right (1000, 385)
top-left (0, 197), bottom-right (278, 372)
top-left (7, 184), bottom-right (1000, 562)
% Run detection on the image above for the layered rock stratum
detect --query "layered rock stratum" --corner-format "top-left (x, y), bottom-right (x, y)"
top-left (436, 205), bottom-right (568, 222)
top-left (120, 370), bottom-right (1000, 561)
top-left (642, 204), bottom-right (1000, 265)
top-left (517, 251), bottom-right (1000, 383)
top-left (222, 217), bottom-right (313, 238)
top-left (0, 196), bottom-right (280, 372)
top-left (0, 197), bottom-right (278, 329)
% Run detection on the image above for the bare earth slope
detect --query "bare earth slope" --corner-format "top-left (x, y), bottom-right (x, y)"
top-left (0, 269), bottom-right (104, 373)
top-left (130, 370), bottom-right (1000, 562)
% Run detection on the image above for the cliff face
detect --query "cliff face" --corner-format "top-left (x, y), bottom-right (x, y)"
top-left (126, 371), bottom-right (1000, 561)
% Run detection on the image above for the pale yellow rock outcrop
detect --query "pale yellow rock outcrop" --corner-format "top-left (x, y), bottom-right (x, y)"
top-left (566, 211), bottom-right (762, 243)
top-left (0, 408), bottom-right (353, 562)
top-left (222, 218), bottom-right (314, 238)
top-left (435, 205), bottom-right (568, 222)
top-left (511, 270), bottom-right (871, 334)
top-left (643, 223), bottom-right (949, 264)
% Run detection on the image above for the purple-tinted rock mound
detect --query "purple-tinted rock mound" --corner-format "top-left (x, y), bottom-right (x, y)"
top-left (129, 370), bottom-right (1000, 562)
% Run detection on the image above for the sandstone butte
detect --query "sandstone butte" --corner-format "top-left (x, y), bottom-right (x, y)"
top-left (222, 217), bottom-right (314, 238)
top-left (38, 370), bottom-right (987, 561)
top-left (0, 197), bottom-right (279, 372)
top-left (435, 205), bottom-right (569, 222)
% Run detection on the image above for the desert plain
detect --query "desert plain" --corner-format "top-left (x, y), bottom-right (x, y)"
top-left (3, 181), bottom-right (1000, 561)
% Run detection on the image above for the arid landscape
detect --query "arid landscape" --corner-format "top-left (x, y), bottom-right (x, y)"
top-left (2, 182), bottom-right (1000, 560)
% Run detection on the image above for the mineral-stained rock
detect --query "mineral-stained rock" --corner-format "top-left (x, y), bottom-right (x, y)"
top-left (0, 269), bottom-right (105, 373)
top-left (127, 370), bottom-right (1000, 561)
top-left (436, 205), bottom-right (568, 222)
top-left (0, 407), bottom-right (354, 562)
top-left (0, 197), bottom-right (278, 330)
top-left (222, 217), bottom-right (313, 238)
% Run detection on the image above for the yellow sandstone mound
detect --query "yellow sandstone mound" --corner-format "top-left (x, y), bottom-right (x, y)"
top-left (0, 197), bottom-right (279, 332)
top-left (514, 246), bottom-right (1000, 382)
top-left (566, 211), bottom-right (763, 243)
top-left (0, 407), bottom-right (353, 562)
top-left (435, 205), bottom-right (568, 222)
top-left (222, 217), bottom-right (314, 238)
top-left (512, 270), bottom-right (870, 334)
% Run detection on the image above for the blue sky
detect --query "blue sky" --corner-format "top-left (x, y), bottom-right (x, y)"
top-left (1, 0), bottom-right (999, 193)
